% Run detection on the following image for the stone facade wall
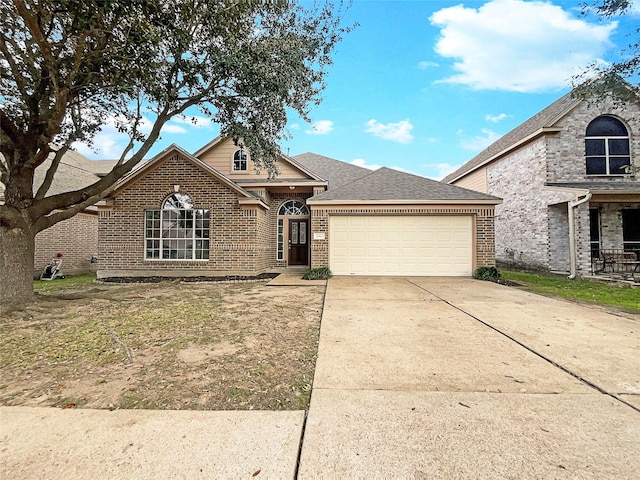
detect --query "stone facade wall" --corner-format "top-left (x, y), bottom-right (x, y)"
top-left (547, 100), bottom-right (640, 182)
top-left (547, 204), bottom-right (570, 272)
top-left (598, 203), bottom-right (625, 250)
top-left (309, 205), bottom-right (496, 270)
top-left (487, 138), bottom-right (574, 270)
top-left (97, 153), bottom-right (269, 278)
top-left (34, 211), bottom-right (98, 276)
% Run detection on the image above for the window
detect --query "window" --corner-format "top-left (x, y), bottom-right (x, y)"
top-left (589, 208), bottom-right (601, 259)
top-left (277, 219), bottom-right (284, 260)
top-left (622, 209), bottom-right (640, 256)
top-left (145, 193), bottom-right (210, 260)
top-left (278, 200), bottom-right (309, 216)
top-left (585, 116), bottom-right (631, 175)
top-left (233, 150), bottom-right (248, 171)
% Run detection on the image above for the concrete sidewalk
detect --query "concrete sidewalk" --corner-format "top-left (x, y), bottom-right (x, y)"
top-left (299, 277), bottom-right (640, 478)
top-left (1, 407), bottom-right (304, 479)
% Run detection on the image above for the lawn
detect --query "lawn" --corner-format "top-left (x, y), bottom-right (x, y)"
top-left (502, 270), bottom-right (640, 314)
top-left (0, 275), bottom-right (325, 411)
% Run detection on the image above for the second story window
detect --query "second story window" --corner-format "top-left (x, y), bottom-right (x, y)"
top-left (233, 150), bottom-right (248, 171)
top-left (585, 116), bottom-right (631, 175)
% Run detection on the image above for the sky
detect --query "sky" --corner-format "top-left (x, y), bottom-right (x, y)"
top-left (74, 0), bottom-right (640, 180)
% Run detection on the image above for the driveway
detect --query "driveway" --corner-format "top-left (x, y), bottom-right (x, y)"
top-left (299, 277), bottom-right (640, 479)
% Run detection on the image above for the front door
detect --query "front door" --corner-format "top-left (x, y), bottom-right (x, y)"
top-left (288, 219), bottom-right (308, 265)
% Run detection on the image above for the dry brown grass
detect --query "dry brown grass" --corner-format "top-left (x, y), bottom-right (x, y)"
top-left (0, 277), bottom-right (324, 411)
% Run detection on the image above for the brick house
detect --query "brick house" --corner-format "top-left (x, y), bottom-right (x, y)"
top-left (1, 150), bottom-right (115, 277)
top-left (443, 87), bottom-right (640, 277)
top-left (97, 137), bottom-right (501, 279)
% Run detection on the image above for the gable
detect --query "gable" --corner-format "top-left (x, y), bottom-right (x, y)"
top-left (116, 152), bottom-right (244, 207)
top-left (111, 145), bottom-right (267, 210)
top-left (195, 137), bottom-right (318, 181)
top-left (443, 92), bottom-right (578, 184)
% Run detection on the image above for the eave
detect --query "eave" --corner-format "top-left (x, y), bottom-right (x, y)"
top-left (448, 127), bottom-right (562, 184)
top-left (306, 199), bottom-right (502, 206)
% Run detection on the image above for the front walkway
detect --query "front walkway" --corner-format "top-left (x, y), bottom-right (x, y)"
top-left (298, 277), bottom-right (640, 478)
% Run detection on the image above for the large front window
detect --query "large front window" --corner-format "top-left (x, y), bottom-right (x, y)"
top-left (585, 116), bottom-right (631, 175)
top-left (145, 193), bottom-right (210, 260)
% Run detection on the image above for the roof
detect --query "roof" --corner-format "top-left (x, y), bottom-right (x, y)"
top-left (293, 152), bottom-right (370, 189)
top-left (545, 182), bottom-right (640, 194)
top-left (308, 167), bottom-right (501, 204)
top-left (442, 91), bottom-right (580, 184)
top-left (112, 144), bottom-right (269, 209)
top-left (1, 149), bottom-right (107, 201)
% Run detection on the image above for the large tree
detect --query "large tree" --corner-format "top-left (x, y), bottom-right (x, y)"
top-left (1, 0), bottom-right (350, 307)
top-left (573, 0), bottom-right (639, 101)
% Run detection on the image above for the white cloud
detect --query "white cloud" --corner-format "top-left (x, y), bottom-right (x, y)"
top-left (460, 128), bottom-right (502, 151)
top-left (418, 60), bottom-right (439, 70)
top-left (305, 120), bottom-right (334, 135)
top-left (430, 0), bottom-right (617, 92)
top-left (162, 124), bottom-right (188, 134)
top-left (364, 119), bottom-right (414, 143)
top-left (351, 158), bottom-right (382, 170)
top-left (485, 113), bottom-right (509, 123)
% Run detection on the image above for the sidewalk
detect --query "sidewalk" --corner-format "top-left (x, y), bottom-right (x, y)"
top-left (1, 408), bottom-right (303, 479)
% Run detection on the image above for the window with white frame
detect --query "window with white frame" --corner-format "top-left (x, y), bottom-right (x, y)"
top-left (278, 200), bottom-right (309, 216)
top-left (233, 149), bottom-right (248, 171)
top-left (585, 116), bottom-right (631, 175)
top-left (277, 218), bottom-right (284, 260)
top-left (145, 193), bottom-right (210, 260)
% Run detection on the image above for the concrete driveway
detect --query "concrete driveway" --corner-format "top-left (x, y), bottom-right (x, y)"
top-left (299, 276), bottom-right (640, 479)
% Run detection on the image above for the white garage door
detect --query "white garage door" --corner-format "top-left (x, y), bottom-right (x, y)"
top-left (329, 215), bottom-right (473, 276)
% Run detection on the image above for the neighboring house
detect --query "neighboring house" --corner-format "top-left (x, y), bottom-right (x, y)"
top-left (443, 87), bottom-right (640, 277)
top-left (96, 137), bottom-right (501, 279)
top-left (1, 150), bottom-right (116, 277)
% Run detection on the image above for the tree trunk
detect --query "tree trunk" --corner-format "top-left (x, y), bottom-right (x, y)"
top-left (0, 221), bottom-right (36, 310)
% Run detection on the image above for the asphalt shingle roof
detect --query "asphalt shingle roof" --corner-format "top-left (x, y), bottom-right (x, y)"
top-left (310, 166), bottom-right (501, 202)
top-left (1, 150), bottom-right (110, 200)
top-left (442, 91), bottom-right (580, 184)
top-left (293, 152), bottom-right (370, 189)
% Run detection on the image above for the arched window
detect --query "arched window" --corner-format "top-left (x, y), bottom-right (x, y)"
top-left (145, 193), bottom-right (210, 260)
top-left (585, 116), bottom-right (631, 175)
top-left (278, 200), bottom-right (309, 216)
top-left (233, 150), bottom-right (248, 171)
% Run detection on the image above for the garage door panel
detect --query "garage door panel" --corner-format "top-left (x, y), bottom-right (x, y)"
top-left (329, 215), bottom-right (473, 276)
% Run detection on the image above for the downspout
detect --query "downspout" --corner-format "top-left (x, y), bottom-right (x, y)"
top-left (567, 192), bottom-right (592, 279)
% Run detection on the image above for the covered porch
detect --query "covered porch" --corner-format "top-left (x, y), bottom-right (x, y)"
top-left (545, 182), bottom-right (640, 279)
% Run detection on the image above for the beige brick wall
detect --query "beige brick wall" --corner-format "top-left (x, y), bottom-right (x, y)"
top-left (98, 153), bottom-right (271, 278)
top-left (309, 205), bottom-right (496, 271)
top-left (34, 211), bottom-right (98, 276)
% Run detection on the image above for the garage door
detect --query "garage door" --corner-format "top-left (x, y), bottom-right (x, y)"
top-left (329, 215), bottom-right (473, 276)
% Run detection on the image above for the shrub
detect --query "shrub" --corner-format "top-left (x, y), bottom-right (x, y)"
top-left (303, 267), bottom-right (332, 280)
top-left (473, 266), bottom-right (502, 281)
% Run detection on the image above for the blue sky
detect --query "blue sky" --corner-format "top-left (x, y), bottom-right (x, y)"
top-left (75, 0), bottom-right (639, 179)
